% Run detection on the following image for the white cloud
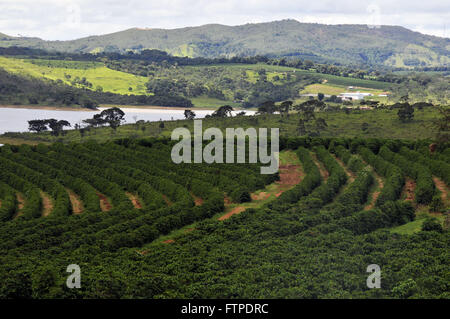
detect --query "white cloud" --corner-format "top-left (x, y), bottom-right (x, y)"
top-left (0, 0), bottom-right (448, 40)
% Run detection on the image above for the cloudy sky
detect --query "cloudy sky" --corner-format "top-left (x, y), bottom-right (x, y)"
top-left (0, 0), bottom-right (448, 40)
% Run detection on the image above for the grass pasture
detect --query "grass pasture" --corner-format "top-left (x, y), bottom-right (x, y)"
top-left (0, 56), bottom-right (149, 95)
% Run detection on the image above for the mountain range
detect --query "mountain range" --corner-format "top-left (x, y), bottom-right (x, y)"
top-left (1, 19), bottom-right (449, 68)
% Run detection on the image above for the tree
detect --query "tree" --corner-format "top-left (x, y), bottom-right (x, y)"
top-left (82, 98), bottom-right (99, 110)
top-left (46, 119), bottom-right (71, 136)
top-left (28, 120), bottom-right (48, 133)
top-left (184, 109), bottom-right (196, 120)
top-left (317, 93), bottom-right (324, 101)
top-left (257, 101), bottom-right (276, 115)
top-left (432, 106), bottom-right (449, 144)
top-left (297, 118), bottom-right (307, 136)
top-left (294, 99), bottom-right (326, 111)
top-left (303, 109), bottom-right (316, 122)
top-left (97, 107), bottom-right (125, 131)
top-left (397, 103), bottom-right (414, 123)
top-left (212, 105), bottom-right (234, 118)
top-left (279, 100), bottom-right (293, 117)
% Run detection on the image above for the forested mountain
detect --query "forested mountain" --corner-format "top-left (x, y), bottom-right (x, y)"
top-left (1, 20), bottom-right (449, 68)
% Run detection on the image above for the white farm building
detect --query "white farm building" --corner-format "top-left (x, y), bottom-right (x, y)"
top-left (338, 92), bottom-right (373, 101)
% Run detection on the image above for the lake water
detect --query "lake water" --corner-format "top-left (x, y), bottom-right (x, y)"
top-left (0, 107), bottom-right (255, 134)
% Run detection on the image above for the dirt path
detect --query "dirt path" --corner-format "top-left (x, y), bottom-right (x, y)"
top-left (191, 193), bottom-right (204, 206)
top-left (219, 161), bottom-right (303, 221)
top-left (40, 191), bottom-right (53, 217)
top-left (433, 176), bottom-right (449, 205)
top-left (66, 188), bottom-right (84, 214)
top-left (224, 196), bottom-right (232, 205)
top-left (218, 206), bottom-right (246, 221)
top-left (332, 155), bottom-right (355, 183)
top-left (162, 195), bottom-right (173, 206)
top-left (402, 178), bottom-right (416, 202)
top-left (310, 153), bottom-right (329, 182)
top-left (96, 192), bottom-right (112, 212)
top-left (126, 192), bottom-right (143, 209)
top-left (364, 171), bottom-right (384, 211)
top-left (13, 193), bottom-right (25, 219)
top-left (251, 192), bottom-right (271, 201)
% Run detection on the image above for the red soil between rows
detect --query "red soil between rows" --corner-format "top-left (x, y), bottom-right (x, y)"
top-left (67, 188), bottom-right (84, 214)
top-left (40, 191), bottom-right (53, 217)
top-left (96, 192), bottom-right (112, 212)
top-left (126, 192), bottom-right (143, 209)
top-left (364, 172), bottom-right (384, 211)
top-left (332, 155), bottom-right (356, 183)
top-left (15, 193), bottom-right (25, 218)
top-left (433, 177), bottom-right (449, 205)
top-left (403, 178), bottom-right (416, 202)
top-left (311, 154), bottom-right (329, 182)
top-left (162, 195), bottom-right (173, 206)
top-left (191, 193), bottom-right (204, 206)
top-left (219, 163), bottom-right (303, 221)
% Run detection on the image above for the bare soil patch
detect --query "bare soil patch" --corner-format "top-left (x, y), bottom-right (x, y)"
top-left (364, 172), bottom-right (384, 211)
top-left (224, 196), bottom-right (232, 205)
top-left (332, 155), bottom-right (355, 183)
top-left (251, 191), bottom-right (271, 201)
top-left (311, 153), bottom-right (329, 182)
top-left (162, 239), bottom-right (175, 244)
top-left (277, 164), bottom-right (303, 186)
top-left (126, 192), bottom-right (143, 209)
top-left (14, 193), bottom-right (25, 219)
top-left (162, 195), bottom-right (173, 206)
top-left (40, 191), bottom-right (53, 217)
top-left (218, 206), bottom-right (246, 221)
top-left (219, 164), bottom-right (303, 220)
top-left (66, 188), bottom-right (84, 214)
top-left (433, 177), bottom-right (449, 205)
top-left (191, 193), bottom-right (204, 206)
top-left (96, 192), bottom-right (112, 212)
top-left (402, 178), bottom-right (416, 202)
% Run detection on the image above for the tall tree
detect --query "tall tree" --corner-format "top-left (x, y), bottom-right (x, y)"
top-left (97, 107), bottom-right (125, 131)
top-left (433, 106), bottom-right (449, 144)
top-left (212, 105), bottom-right (234, 118)
top-left (28, 120), bottom-right (48, 133)
top-left (184, 109), bottom-right (196, 120)
top-left (279, 100), bottom-right (293, 117)
top-left (257, 101), bottom-right (276, 115)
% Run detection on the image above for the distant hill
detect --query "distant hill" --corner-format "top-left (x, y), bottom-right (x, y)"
top-left (1, 19), bottom-right (449, 68)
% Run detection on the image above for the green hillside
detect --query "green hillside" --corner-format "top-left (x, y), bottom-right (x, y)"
top-left (0, 57), bottom-right (149, 95)
top-left (1, 20), bottom-right (449, 68)
top-left (1, 55), bottom-right (395, 107)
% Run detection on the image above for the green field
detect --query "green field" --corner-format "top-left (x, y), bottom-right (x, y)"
top-left (197, 63), bottom-right (392, 89)
top-left (0, 56), bottom-right (149, 95)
